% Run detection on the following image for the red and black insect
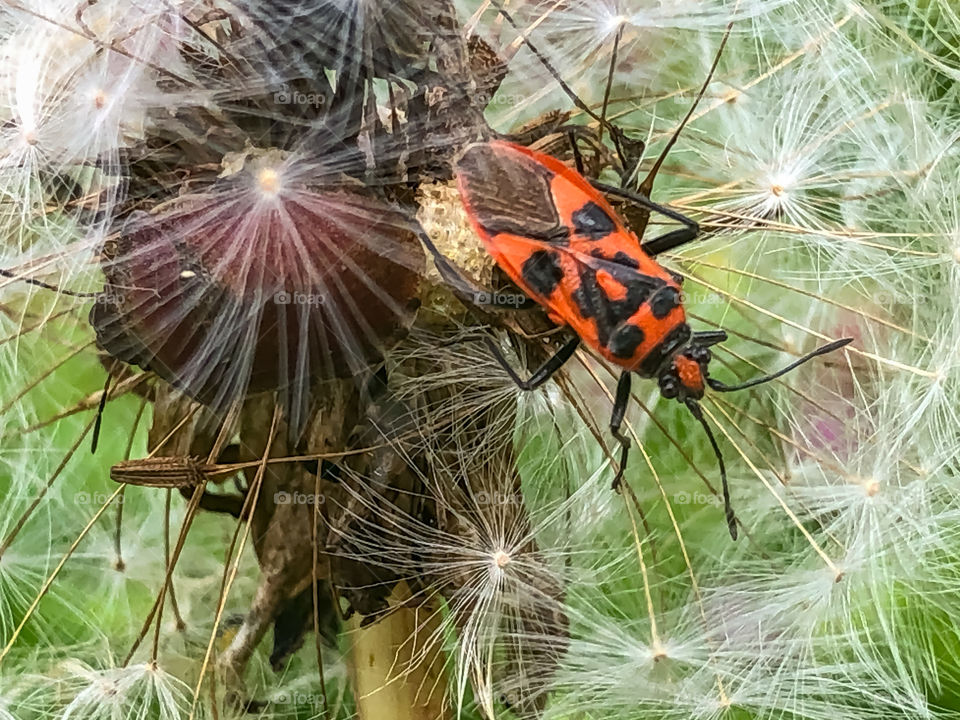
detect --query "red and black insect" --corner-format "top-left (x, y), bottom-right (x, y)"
top-left (419, 140), bottom-right (851, 539)
top-left (414, 8), bottom-right (850, 539)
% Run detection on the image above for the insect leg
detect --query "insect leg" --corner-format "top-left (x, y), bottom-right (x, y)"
top-left (484, 336), bottom-right (580, 391)
top-left (417, 230), bottom-right (539, 309)
top-left (637, 22), bottom-right (732, 197)
top-left (179, 487), bottom-right (245, 518)
top-left (609, 371), bottom-right (632, 490)
top-left (568, 129), bottom-right (585, 175)
top-left (641, 226), bottom-right (700, 257)
top-left (591, 180), bottom-right (700, 256)
top-left (691, 329), bottom-right (728, 347)
top-left (611, 127), bottom-right (646, 187)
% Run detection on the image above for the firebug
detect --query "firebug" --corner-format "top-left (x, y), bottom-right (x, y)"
top-left (415, 12), bottom-right (852, 539)
top-left (420, 139), bottom-right (850, 539)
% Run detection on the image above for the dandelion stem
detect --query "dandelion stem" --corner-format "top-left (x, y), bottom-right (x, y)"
top-left (348, 583), bottom-right (450, 720)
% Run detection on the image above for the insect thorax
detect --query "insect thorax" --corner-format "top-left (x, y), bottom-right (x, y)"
top-left (632, 322), bottom-right (693, 378)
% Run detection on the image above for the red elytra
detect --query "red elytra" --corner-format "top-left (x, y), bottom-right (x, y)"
top-left (456, 140), bottom-right (689, 378)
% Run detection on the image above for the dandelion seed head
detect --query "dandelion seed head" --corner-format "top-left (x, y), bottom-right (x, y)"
top-left (94, 145), bottom-right (423, 416)
top-left (327, 447), bottom-right (579, 715)
top-left (417, 180), bottom-right (494, 290)
top-left (238, 149), bottom-right (296, 205)
top-left (765, 168), bottom-right (799, 202)
top-left (608, 11), bottom-right (628, 29)
top-left (861, 476), bottom-right (880, 497)
top-left (0, 20), bottom-right (157, 168)
top-left (56, 660), bottom-right (192, 720)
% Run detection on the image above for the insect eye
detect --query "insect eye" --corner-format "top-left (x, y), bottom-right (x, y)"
top-left (659, 374), bottom-right (679, 399)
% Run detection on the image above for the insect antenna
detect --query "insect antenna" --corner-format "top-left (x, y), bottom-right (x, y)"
top-left (707, 338), bottom-right (852, 393)
top-left (486, 0), bottom-right (617, 137)
top-left (685, 398), bottom-right (737, 540)
top-left (635, 21), bottom-right (734, 195)
top-left (597, 22), bottom-right (625, 147)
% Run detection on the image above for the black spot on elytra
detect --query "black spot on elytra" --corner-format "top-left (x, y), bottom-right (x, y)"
top-left (572, 264), bottom-right (663, 346)
top-left (522, 250), bottom-right (564, 297)
top-left (650, 286), bottom-right (680, 319)
top-left (609, 324), bottom-right (645, 359)
top-left (592, 249), bottom-right (642, 270)
top-left (638, 322), bottom-right (691, 377)
top-left (613, 251), bottom-right (641, 269)
top-left (571, 268), bottom-right (612, 344)
top-left (572, 201), bottom-right (616, 239)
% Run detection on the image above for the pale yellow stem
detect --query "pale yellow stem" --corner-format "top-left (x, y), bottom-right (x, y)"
top-left (348, 583), bottom-right (450, 720)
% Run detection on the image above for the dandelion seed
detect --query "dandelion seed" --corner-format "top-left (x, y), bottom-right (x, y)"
top-left (55, 660), bottom-right (192, 720)
top-left (327, 443), bottom-right (586, 717)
